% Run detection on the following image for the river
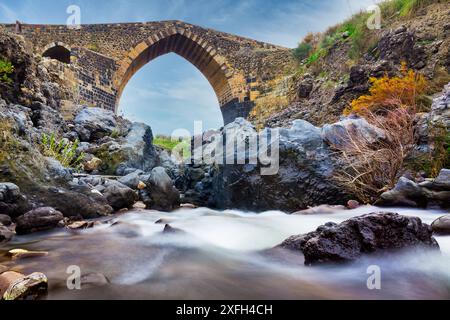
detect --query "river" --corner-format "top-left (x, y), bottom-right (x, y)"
top-left (1, 206), bottom-right (449, 300)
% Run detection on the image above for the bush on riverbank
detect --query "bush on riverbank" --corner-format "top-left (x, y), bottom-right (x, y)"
top-left (331, 66), bottom-right (427, 203)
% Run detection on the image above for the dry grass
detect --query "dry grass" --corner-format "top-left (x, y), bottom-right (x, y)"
top-left (249, 95), bottom-right (289, 130)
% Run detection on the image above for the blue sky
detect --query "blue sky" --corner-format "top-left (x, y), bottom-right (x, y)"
top-left (0, 0), bottom-right (379, 134)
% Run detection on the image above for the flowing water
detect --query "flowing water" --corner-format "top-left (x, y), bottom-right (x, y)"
top-left (1, 206), bottom-right (449, 300)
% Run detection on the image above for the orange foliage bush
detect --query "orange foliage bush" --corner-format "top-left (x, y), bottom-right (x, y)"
top-left (344, 63), bottom-right (427, 116)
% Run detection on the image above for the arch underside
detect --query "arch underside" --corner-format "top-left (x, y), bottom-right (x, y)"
top-left (42, 45), bottom-right (71, 64)
top-left (116, 33), bottom-right (233, 114)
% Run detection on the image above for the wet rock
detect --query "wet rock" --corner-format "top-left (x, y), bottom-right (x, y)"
top-left (102, 181), bottom-right (138, 211)
top-left (0, 224), bottom-right (14, 243)
top-left (0, 271), bottom-right (48, 300)
top-left (163, 224), bottom-right (184, 234)
top-left (140, 167), bottom-right (180, 211)
top-left (15, 207), bottom-right (64, 235)
top-left (431, 215), bottom-right (450, 235)
top-left (0, 265), bottom-right (8, 274)
top-left (0, 214), bottom-right (12, 226)
top-left (377, 170), bottom-right (450, 209)
top-left (118, 170), bottom-right (148, 189)
top-left (278, 212), bottom-right (439, 265)
top-left (180, 203), bottom-right (197, 209)
top-left (45, 157), bottom-right (73, 182)
top-left (0, 183), bottom-right (31, 219)
top-left (67, 221), bottom-right (97, 230)
top-left (132, 201), bottom-right (146, 209)
top-left (292, 205), bottom-right (346, 215)
top-left (8, 249), bottom-right (49, 260)
top-left (347, 200), bottom-right (360, 209)
top-left (80, 272), bottom-right (109, 289)
top-left (207, 119), bottom-right (349, 211)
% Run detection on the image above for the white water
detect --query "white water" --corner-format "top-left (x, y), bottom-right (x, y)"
top-left (1, 206), bottom-right (449, 300)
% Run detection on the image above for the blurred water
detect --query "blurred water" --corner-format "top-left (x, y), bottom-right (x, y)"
top-left (0, 206), bottom-right (449, 300)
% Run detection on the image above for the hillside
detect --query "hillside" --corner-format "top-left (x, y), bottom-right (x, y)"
top-left (251, 0), bottom-right (450, 128)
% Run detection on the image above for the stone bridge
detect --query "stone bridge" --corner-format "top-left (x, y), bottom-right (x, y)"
top-left (3, 21), bottom-right (293, 124)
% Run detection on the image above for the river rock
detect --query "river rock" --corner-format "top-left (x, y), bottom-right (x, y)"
top-left (84, 157), bottom-right (102, 172)
top-left (80, 272), bottom-right (109, 288)
top-left (206, 119), bottom-right (349, 211)
top-left (0, 271), bottom-right (48, 300)
top-left (67, 220), bottom-right (97, 230)
top-left (118, 170), bottom-right (149, 189)
top-left (15, 207), bottom-right (64, 235)
top-left (102, 181), bottom-right (138, 211)
top-left (8, 249), bottom-right (49, 260)
top-left (431, 215), bottom-right (450, 235)
top-left (0, 183), bottom-right (31, 219)
top-left (0, 214), bottom-right (12, 226)
top-left (278, 212), bottom-right (439, 265)
top-left (377, 169), bottom-right (450, 209)
top-left (293, 205), bottom-right (346, 215)
top-left (0, 224), bottom-right (14, 243)
top-left (140, 167), bottom-right (180, 211)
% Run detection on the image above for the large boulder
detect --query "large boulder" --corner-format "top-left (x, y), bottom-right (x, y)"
top-left (15, 207), bottom-right (64, 235)
top-left (0, 183), bottom-right (30, 219)
top-left (202, 119), bottom-right (349, 211)
top-left (377, 169), bottom-right (450, 209)
top-left (74, 107), bottom-right (119, 142)
top-left (140, 167), bottom-right (180, 211)
top-left (322, 117), bottom-right (386, 149)
top-left (93, 122), bottom-right (157, 175)
top-left (278, 212), bottom-right (439, 265)
top-left (100, 181), bottom-right (138, 211)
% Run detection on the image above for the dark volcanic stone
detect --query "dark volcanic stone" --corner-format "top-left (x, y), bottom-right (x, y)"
top-left (278, 212), bottom-right (439, 265)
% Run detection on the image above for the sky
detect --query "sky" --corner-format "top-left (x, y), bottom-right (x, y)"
top-left (0, 0), bottom-right (380, 134)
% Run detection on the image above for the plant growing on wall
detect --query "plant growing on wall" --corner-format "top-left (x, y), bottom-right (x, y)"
top-left (0, 58), bottom-right (14, 84)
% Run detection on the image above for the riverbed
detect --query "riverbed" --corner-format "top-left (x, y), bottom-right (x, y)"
top-left (1, 206), bottom-right (449, 300)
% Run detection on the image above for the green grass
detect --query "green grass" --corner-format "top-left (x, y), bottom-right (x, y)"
top-left (40, 133), bottom-right (84, 168)
top-left (153, 135), bottom-right (187, 152)
top-left (0, 58), bottom-right (14, 84)
top-left (292, 42), bottom-right (313, 61)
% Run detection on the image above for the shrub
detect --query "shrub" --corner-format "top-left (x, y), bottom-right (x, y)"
top-left (333, 66), bottom-right (427, 202)
top-left (0, 58), bottom-right (14, 84)
top-left (293, 42), bottom-right (313, 61)
top-left (345, 63), bottom-right (428, 116)
top-left (40, 133), bottom-right (84, 168)
top-left (331, 109), bottom-right (416, 203)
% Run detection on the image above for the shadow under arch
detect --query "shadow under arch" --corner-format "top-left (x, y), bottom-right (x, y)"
top-left (114, 29), bottom-right (235, 122)
top-left (42, 42), bottom-right (71, 64)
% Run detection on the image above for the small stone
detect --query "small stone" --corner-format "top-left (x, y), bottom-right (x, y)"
top-left (180, 203), bottom-right (197, 209)
top-left (137, 181), bottom-right (146, 190)
top-left (80, 272), bottom-right (109, 288)
top-left (0, 271), bottom-right (48, 300)
top-left (0, 214), bottom-right (12, 226)
top-left (432, 215), bottom-right (450, 235)
top-left (347, 200), bottom-right (360, 210)
top-left (133, 201), bottom-right (146, 209)
top-left (84, 157), bottom-right (102, 172)
top-left (67, 221), bottom-right (95, 230)
top-left (293, 205), bottom-right (346, 215)
top-left (163, 224), bottom-right (184, 234)
top-left (8, 249), bottom-right (49, 260)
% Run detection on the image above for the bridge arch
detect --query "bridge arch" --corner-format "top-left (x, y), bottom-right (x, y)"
top-left (113, 28), bottom-right (235, 118)
top-left (42, 42), bottom-right (72, 64)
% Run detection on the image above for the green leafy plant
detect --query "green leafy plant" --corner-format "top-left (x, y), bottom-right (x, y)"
top-left (0, 58), bottom-right (14, 85)
top-left (292, 42), bottom-right (313, 61)
top-left (40, 133), bottom-right (85, 168)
